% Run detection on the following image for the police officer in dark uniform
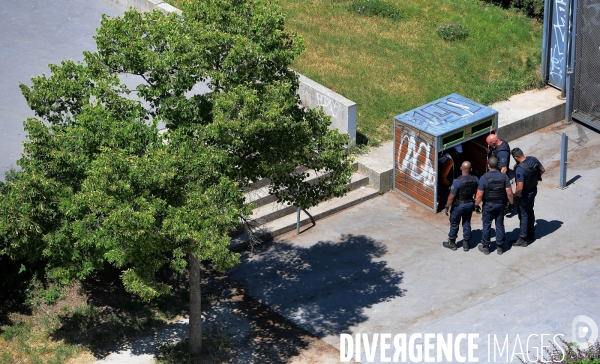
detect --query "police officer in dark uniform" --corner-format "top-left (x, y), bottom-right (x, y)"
top-left (511, 148), bottom-right (545, 247)
top-left (486, 134), bottom-right (512, 177)
top-left (474, 157), bottom-right (514, 255)
top-left (443, 161), bottom-right (479, 252)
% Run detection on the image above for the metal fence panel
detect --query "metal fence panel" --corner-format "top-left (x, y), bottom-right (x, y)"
top-left (573, 0), bottom-right (600, 127)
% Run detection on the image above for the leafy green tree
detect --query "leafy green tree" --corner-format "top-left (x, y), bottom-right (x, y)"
top-left (0, 0), bottom-right (352, 356)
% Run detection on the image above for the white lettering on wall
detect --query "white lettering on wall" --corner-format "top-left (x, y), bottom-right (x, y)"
top-left (317, 92), bottom-right (343, 119)
top-left (396, 130), bottom-right (435, 187)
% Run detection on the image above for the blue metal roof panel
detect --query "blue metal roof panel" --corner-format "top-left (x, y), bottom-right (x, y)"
top-left (394, 94), bottom-right (498, 136)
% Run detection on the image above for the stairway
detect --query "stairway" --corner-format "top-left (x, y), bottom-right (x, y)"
top-left (229, 165), bottom-right (380, 252)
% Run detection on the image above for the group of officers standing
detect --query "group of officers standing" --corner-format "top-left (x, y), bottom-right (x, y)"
top-left (441, 134), bottom-right (546, 255)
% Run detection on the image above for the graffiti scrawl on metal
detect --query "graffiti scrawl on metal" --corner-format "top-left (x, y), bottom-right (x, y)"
top-left (394, 94), bottom-right (491, 136)
top-left (549, 0), bottom-right (568, 88)
top-left (396, 130), bottom-right (435, 187)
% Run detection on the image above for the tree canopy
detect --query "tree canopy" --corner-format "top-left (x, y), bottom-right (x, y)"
top-left (0, 0), bottom-right (351, 313)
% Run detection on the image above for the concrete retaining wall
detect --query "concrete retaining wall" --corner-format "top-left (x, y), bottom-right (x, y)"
top-left (498, 103), bottom-right (566, 142)
top-left (109, 0), bottom-right (182, 15)
top-left (492, 87), bottom-right (566, 142)
top-left (297, 74), bottom-right (357, 145)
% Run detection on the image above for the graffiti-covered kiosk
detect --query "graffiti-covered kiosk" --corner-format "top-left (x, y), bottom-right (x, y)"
top-left (394, 94), bottom-right (499, 213)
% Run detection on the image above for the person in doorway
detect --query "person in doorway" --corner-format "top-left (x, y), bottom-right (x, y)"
top-left (443, 161), bottom-right (479, 252)
top-left (474, 157), bottom-right (514, 255)
top-left (437, 145), bottom-right (463, 212)
top-left (510, 148), bottom-right (545, 247)
top-left (438, 148), bottom-right (456, 186)
top-left (486, 134), bottom-right (512, 178)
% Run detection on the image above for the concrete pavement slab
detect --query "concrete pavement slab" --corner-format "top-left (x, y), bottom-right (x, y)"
top-left (229, 120), bottom-right (600, 362)
top-left (366, 274), bottom-right (600, 363)
top-left (0, 0), bottom-right (125, 179)
top-left (535, 257), bottom-right (600, 318)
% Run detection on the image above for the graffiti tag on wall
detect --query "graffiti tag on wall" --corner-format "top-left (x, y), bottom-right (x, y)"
top-left (317, 92), bottom-right (343, 119)
top-left (397, 96), bottom-right (482, 134)
top-left (549, 0), bottom-right (567, 87)
top-left (396, 129), bottom-right (435, 187)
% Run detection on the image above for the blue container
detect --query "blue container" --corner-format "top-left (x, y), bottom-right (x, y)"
top-left (393, 94), bottom-right (498, 212)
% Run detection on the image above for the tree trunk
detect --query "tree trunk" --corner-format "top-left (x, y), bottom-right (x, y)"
top-left (189, 252), bottom-right (202, 356)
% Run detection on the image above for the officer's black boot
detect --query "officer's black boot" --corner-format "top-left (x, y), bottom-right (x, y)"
top-left (443, 238), bottom-right (457, 251)
top-left (478, 243), bottom-right (490, 255)
top-left (496, 242), bottom-right (504, 255)
top-left (462, 239), bottom-right (470, 252)
top-left (512, 237), bottom-right (528, 247)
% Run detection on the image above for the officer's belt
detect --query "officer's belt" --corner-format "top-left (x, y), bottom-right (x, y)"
top-left (484, 200), bottom-right (505, 204)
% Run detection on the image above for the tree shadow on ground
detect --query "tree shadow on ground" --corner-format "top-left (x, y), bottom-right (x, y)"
top-left (51, 266), bottom-right (190, 359)
top-left (214, 286), bottom-right (339, 364)
top-left (228, 234), bottom-right (405, 339)
top-left (0, 256), bottom-right (33, 330)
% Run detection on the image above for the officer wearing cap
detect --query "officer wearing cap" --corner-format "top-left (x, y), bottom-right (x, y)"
top-left (486, 134), bottom-right (512, 177)
top-left (511, 148), bottom-right (545, 247)
top-left (474, 157), bottom-right (514, 255)
top-left (443, 161), bottom-right (479, 252)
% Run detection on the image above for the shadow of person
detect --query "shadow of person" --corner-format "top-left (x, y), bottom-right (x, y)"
top-left (533, 219), bottom-right (563, 242)
top-left (502, 228), bottom-right (520, 251)
top-left (228, 234), bottom-right (405, 338)
top-left (464, 229), bottom-right (483, 250)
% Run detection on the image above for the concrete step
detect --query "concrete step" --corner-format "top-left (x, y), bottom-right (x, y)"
top-left (242, 166), bottom-right (309, 194)
top-left (243, 163), bottom-right (360, 208)
top-left (230, 185), bottom-right (380, 252)
top-left (246, 172), bottom-right (369, 226)
top-left (244, 168), bottom-right (327, 209)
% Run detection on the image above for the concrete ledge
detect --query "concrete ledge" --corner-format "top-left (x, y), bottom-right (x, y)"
top-left (297, 74), bottom-right (357, 145)
top-left (109, 0), bottom-right (182, 15)
top-left (498, 103), bottom-right (565, 142)
top-left (156, 2), bottom-right (182, 15)
top-left (229, 186), bottom-right (380, 252)
top-left (354, 141), bottom-right (394, 192)
top-left (109, 0), bottom-right (164, 12)
top-left (492, 86), bottom-right (566, 142)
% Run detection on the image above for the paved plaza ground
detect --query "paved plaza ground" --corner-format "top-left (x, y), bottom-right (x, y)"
top-left (229, 121), bottom-right (600, 363)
